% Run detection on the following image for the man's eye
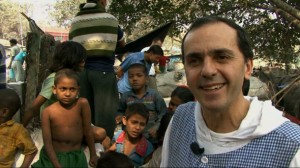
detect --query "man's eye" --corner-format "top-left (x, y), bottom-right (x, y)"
top-left (187, 59), bottom-right (200, 65)
top-left (218, 55), bottom-right (229, 59)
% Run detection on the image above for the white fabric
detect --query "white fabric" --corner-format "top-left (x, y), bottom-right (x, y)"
top-left (161, 97), bottom-right (300, 167)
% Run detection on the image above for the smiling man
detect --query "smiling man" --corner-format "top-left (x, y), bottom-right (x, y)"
top-left (161, 16), bottom-right (300, 167)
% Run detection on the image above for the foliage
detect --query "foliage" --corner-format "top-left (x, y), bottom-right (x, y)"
top-left (48, 0), bottom-right (300, 65)
top-left (0, 0), bottom-right (30, 43)
top-left (109, 0), bottom-right (300, 66)
top-left (50, 0), bottom-right (85, 28)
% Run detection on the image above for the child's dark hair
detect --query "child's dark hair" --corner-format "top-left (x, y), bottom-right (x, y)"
top-left (128, 63), bottom-right (148, 76)
top-left (97, 151), bottom-right (134, 168)
top-left (125, 103), bottom-right (149, 123)
top-left (171, 86), bottom-right (194, 103)
top-left (9, 39), bottom-right (18, 45)
top-left (0, 89), bottom-right (21, 119)
top-left (145, 45), bottom-right (164, 56)
top-left (49, 41), bottom-right (87, 73)
top-left (157, 113), bottom-right (173, 145)
top-left (54, 69), bottom-right (80, 86)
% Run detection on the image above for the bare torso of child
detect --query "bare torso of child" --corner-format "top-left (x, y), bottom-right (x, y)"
top-left (47, 99), bottom-right (84, 152)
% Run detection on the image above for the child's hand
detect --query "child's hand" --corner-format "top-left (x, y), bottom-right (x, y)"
top-left (89, 155), bottom-right (99, 168)
top-left (115, 115), bottom-right (122, 124)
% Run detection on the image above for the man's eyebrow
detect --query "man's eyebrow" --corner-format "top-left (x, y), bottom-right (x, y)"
top-left (185, 52), bottom-right (204, 59)
top-left (210, 48), bottom-right (234, 55)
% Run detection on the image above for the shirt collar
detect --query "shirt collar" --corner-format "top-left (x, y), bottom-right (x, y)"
top-left (116, 131), bottom-right (149, 157)
top-left (130, 87), bottom-right (150, 97)
top-left (0, 120), bottom-right (15, 127)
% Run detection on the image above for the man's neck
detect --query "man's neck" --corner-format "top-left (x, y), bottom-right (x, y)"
top-left (144, 53), bottom-right (150, 63)
top-left (201, 97), bottom-right (250, 133)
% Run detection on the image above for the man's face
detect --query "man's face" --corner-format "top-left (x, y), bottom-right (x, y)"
top-left (149, 53), bottom-right (160, 64)
top-left (128, 67), bottom-right (147, 91)
top-left (122, 114), bottom-right (147, 139)
top-left (53, 77), bottom-right (80, 107)
top-left (183, 22), bottom-right (253, 113)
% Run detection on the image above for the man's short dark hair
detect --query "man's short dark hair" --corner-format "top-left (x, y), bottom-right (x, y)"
top-left (181, 16), bottom-right (254, 63)
top-left (146, 45), bottom-right (164, 56)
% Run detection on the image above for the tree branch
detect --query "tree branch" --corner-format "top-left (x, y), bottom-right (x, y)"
top-left (269, 0), bottom-right (300, 21)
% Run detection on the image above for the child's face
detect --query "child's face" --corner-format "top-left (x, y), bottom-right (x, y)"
top-left (53, 77), bottom-right (80, 106)
top-left (128, 67), bottom-right (147, 91)
top-left (169, 95), bottom-right (184, 113)
top-left (122, 114), bottom-right (147, 139)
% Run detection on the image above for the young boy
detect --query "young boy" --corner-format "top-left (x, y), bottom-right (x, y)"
top-left (32, 69), bottom-right (98, 168)
top-left (109, 103), bottom-right (153, 167)
top-left (117, 45), bottom-right (164, 94)
top-left (116, 63), bottom-right (167, 144)
top-left (0, 89), bottom-right (37, 167)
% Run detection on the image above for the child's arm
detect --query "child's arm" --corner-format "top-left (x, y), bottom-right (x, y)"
top-left (81, 98), bottom-right (98, 167)
top-left (116, 67), bottom-right (124, 79)
top-left (15, 125), bottom-right (38, 168)
top-left (106, 143), bottom-right (117, 152)
top-left (22, 95), bottom-right (47, 127)
top-left (20, 150), bottom-right (37, 168)
top-left (149, 93), bottom-right (168, 137)
top-left (42, 108), bottom-right (62, 168)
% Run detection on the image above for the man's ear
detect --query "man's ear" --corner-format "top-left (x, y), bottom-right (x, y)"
top-left (244, 58), bottom-right (253, 80)
top-left (122, 116), bottom-right (127, 126)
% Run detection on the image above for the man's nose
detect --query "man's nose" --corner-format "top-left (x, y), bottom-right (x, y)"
top-left (201, 57), bottom-right (217, 78)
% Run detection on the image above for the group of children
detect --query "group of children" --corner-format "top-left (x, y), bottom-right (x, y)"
top-left (0, 41), bottom-right (195, 167)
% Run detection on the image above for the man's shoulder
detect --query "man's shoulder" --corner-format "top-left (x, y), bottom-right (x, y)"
top-left (127, 52), bottom-right (144, 59)
top-left (274, 121), bottom-right (300, 144)
top-left (176, 102), bottom-right (196, 114)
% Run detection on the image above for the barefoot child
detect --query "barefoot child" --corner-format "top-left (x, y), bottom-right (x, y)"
top-left (109, 103), bottom-right (153, 167)
top-left (0, 89), bottom-right (37, 167)
top-left (32, 69), bottom-right (98, 167)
